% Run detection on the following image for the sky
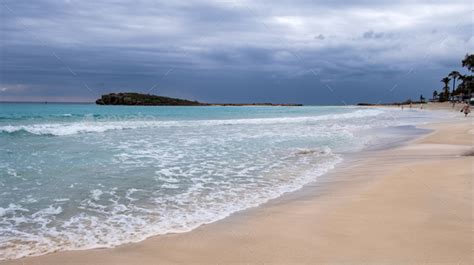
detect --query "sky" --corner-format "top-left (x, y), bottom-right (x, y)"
top-left (0, 0), bottom-right (472, 104)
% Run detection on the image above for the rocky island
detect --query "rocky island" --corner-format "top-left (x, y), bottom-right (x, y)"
top-left (96, 93), bottom-right (204, 106)
top-left (96, 93), bottom-right (303, 106)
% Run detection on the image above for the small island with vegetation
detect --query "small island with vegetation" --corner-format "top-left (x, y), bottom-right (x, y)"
top-left (96, 93), bottom-right (303, 106)
top-left (96, 93), bottom-right (204, 106)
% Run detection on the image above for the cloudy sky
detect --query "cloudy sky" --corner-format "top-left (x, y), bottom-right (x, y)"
top-left (0, 0), bottom-right (472, 104)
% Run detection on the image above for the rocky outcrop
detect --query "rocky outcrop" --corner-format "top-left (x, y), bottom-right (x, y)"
top-left (96, 93), bottom-right (204, 106)
top-left (96, 92), bottom-right (303, 106)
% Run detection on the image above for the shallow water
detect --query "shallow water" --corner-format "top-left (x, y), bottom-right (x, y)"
top-left (0, 104), bottom-right (449, 260)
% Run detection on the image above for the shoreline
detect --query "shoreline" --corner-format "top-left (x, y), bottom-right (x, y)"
top-left (2, 108), bottom-right (472, 264)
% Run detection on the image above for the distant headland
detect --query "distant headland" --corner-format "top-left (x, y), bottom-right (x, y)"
top-left (96, 93), bottom-right (303, 106)
top-left (96, 93), bottom-right (203, 106)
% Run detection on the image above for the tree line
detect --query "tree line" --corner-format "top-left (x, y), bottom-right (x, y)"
top-left (434, 54), bottom-right (474, 102)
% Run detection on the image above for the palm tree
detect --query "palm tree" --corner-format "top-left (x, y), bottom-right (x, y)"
top-left (462, 54), bottom-right (474, 72)
top-left (458, 75), bottom-right (474, 96)
top-left (441, 77), bottom-right (451, 101)
top-left (448, 71), bottom-right (461, 96)
top-left (455, 74), bottom-right (465, 94)
top-left (432, 90), bottom-right (438, 100)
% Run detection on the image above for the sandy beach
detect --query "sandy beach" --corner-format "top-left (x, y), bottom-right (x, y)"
top-left (3, 106), bottom-right (472, 265)
top-left (3, 0), bottom-right (473, 262)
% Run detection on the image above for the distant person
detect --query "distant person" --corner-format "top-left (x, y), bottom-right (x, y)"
top-left (460, 103), bottom-right (471, 117)
top-left (401, 105), bottom-right (404, 111)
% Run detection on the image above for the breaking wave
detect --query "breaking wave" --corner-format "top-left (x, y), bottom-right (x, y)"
top-left (0, 109), bottom-right (383, 136)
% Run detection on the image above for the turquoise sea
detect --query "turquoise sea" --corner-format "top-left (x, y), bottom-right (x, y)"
top-left (0, 103), bottom-right (447, 260)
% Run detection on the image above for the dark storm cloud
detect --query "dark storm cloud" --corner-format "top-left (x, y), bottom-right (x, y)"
top-left (0, 0), bottom-right (472, 103)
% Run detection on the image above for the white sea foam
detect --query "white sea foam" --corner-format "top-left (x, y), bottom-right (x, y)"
top-left (0, 147), bottom-right (341, 261)
top-left (53, 198), bottom-right (70, 202)
top-left (0, 109), bottom-right (383, 136)
top-left (90, 189), bottom-right (103, 201)
top-left (0, 204), bottom-right (30, 217)
top-left (31, 205), bottom-right (63, 218)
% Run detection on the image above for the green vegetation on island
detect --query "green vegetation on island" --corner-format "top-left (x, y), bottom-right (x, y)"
top-left (96, 93), bottom-right (204, 106)
top-left (95, 93), bottom-right (303, 106)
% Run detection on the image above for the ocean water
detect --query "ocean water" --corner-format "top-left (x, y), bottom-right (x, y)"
top-left (0, 103), bottom-right (447, 260)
